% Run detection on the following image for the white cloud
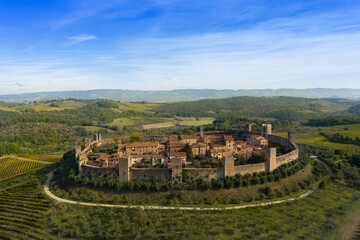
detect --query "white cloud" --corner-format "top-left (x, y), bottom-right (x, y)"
top-left (64, 34), bottom-right (97, 47)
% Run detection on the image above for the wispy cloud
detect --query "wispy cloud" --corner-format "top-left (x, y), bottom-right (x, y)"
top-left (64, 34), bottom-right (97, 47)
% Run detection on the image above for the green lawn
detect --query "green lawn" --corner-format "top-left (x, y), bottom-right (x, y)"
top-left (176, 117), bottom-right (215, 126)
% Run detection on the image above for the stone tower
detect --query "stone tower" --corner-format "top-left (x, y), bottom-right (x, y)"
top-left (200, 127), bottom-right (204, 139)
top-left (288, 131), bottom-right (296, 148)
top-left (75, 145), bottom-right (81, 159)
top-left (171, 158), bottom-right (182, 182)
top-left (245, 123), bottom-right (252, 132)
top-left (265, 148), bottom-right (277, 172)
top-left (261, 124), bottom-right (272, 138)
top-left (93, 134), bottom-right (99, 141)
top-left (223, 156), bottom-right (235, 177)
top-left (118, 157), bottom-right (131, 182)
top-left (93, 133), bottom-right (102, 142)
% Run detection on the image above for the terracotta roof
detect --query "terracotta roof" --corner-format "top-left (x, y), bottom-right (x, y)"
top-left (98, 155), bottom-right (110, 160)
top-left (127, 142), bottom-right (159, 148)
top-left (210, 149), bottom-right (226, 153)
top-left (169, 142), bottom-right (185, 148)
top-left (169, 135), bottom-right (179, 140)
top-left (110, 152), bottom-right (124, 157)
top-left (191, 142), bottom-right (207, 148)
top-left (118, 144), bottom-right (127, 150)
top-left (211, 143), bottom-right (226, 147)
top-left (169, 152), bottom-right (187, 158)
top-left (180, 134), bottom-right (197, 140)
top-left (149, 154), bottom-right (166, 159)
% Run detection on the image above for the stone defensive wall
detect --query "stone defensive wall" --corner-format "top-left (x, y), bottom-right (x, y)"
top-left (76, 128), bottom-right (299, 182)
top-left (130, 168), bottom-right (171, 182)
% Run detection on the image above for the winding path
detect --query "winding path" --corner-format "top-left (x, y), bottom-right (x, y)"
top-left (44, 156), bottom-right (331, 211)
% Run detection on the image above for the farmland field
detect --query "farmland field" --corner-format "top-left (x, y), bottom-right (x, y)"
top-left (105, 116), bottom-right (167, 128)
top-left (275, 124), bottom-right (360, 151)
top-left (118, 102), bottom-right (161, 112)
top-left (16, 154), bottom-right (62, 163)
top-left (0, 156), bottom-right (50, 181)
top-left (7, 101), bottom-right (87, 112)
top-left (143, 122), bottom-right (176, 129)
top-left (176, 117), bottom-right (215, 126)
top-left (0, 178), bottom-right (51, 239)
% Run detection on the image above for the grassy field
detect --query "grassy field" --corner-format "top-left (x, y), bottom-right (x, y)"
top-left (13, 101), bottom-right (86, 112)
top-left (52, 162), bottom-right (315, 206)
top-left (143, 122), bottom-right (176, 129)
top-left (105, 116), bottom-right (166, 128)
top-left (45, 182), bottom-right (360, 239)
top-left (275, 124), bottom-right (360, 152)
top-left (175, 117), bottom-right (215, 126)
top-left (118, 102), bottom-right (161, 112)
top-left (0, 106), bottom-right (16, 112)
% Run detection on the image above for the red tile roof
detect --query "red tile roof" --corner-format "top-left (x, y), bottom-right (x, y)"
top-left (127, 142), bottom-right (159, 148)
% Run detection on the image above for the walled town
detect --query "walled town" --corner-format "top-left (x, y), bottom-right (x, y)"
top-left (75, 124), bottom-right (299, 182)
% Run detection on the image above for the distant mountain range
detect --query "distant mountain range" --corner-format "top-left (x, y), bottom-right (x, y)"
top-left (1, 88), bottom-right (360, 103)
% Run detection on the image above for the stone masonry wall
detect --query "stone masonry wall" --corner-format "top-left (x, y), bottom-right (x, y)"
top-left (81, 165), bottom-right (118, 179)
top-left (184, 168), bottom-right (223, 180)
top-left (130, 168), bottom-right (171, 181)
top-left (233, 163), bottom-right (266, 175)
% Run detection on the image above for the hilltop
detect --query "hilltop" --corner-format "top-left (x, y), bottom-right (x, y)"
top-left (1, 88), bottom-right (360, 103)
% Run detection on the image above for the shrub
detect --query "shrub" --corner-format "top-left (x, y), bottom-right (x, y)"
top-left (264, 186), bottom-right (273, 195)
top-left (292, 185), bottom-right (300, 192)
top-left (259, 193), bottom-right (265, 200)
top-left (268, 192), bottom-right (275, 199)
top-left (251, 177), bottom-right (260, 185)
top-left (225, 179), bottom-right (233, 189)
top-left (319, 181), bottom-right (326, 189)
top-left (242, 179), bottom-right (250, 187)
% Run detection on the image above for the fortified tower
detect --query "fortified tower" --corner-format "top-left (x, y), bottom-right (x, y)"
top-left (288, 131), bottom-right (296, 149)
top-left (265, 148), bottom-right (277, 172)
top-left (223, 156), bottom-right (235, 177)
top-left (171, 158), bottom-right (183, 182)
top-left (118, 157), bottom-right (131, 182)
top-left (200, 127), bottom-right (204, 139)
top-left (245, 123), bottom-right (252, 132)
top-left (261, 124), bottom-right (272, 138)
top-left (93, 133), bottom-right (102, 142)
top-left (75, 145), bottom-right (81, 159)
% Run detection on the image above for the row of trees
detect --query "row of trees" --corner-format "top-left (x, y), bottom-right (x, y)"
top-left (320, 132), bottom-right (360, 146)
top-left (299, 143), bottom-right (360, 189)
top-left (306, 116), bottom-right (360, 126)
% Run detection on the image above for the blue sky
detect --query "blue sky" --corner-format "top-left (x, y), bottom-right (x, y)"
top-left (0, 0), bottom-right (360, 94)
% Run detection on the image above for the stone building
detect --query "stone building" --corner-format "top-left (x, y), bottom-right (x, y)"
top-left (125, 142), bottom-right (160, 155)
